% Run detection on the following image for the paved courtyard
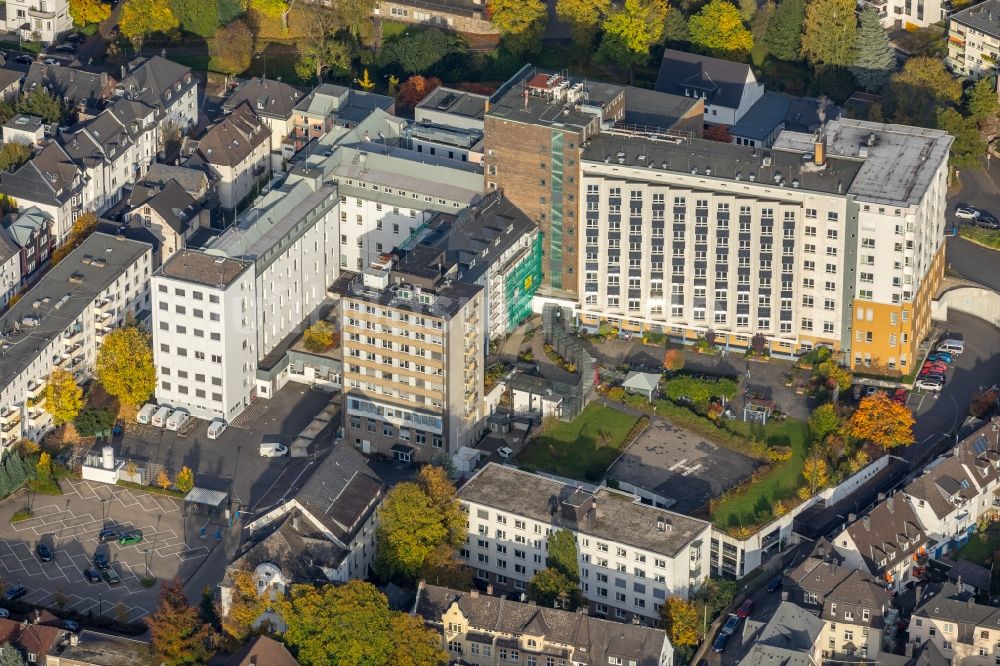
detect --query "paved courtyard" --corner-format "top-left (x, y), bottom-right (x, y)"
top-left (0, 478), bottom-right (217, 623)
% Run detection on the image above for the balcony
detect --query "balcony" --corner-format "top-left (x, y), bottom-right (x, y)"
top-left (64, 327), bottom-right (83, 344)
top-left (27, 411), bottom-right (49, 429)
top-left (95, 326), bottom-right (112, 344)
top-left (26, 6), bottom-right (56, 18)
top-left (26, 381), bottom-right (43, 399)
top-left (1, 420), bottom-right (20, 435)
top-left (0, 408), bottom-right (19, 426)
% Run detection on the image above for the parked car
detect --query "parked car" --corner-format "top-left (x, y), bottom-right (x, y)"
top-left (721, 613), bottom-right (741, 636)
top-left (112, 421), bottom-right (123, 437)
top-left (12, 55), bottom-right (32, 64)
top-left (93, 552), bottom-right (109, 570)
top-left (118, 532), bottom-right (142, 546)
top-left (165, 408), bottom-right (190, 432)
top-left (892, 389), bottom-right (909, 405)
top-left (976, 214), bottom-right (1000, 229)
top-left (927, 352), bottom-right (953, 364)
top-left (0, 609), bottom-right (9, 618)
top-left (922, 372), bottom-right (947, 384)
top-left (765, 575), bottom-right (783, 592)
top-left (64, 33), bottom-right (86, 43)
top-left (4, 585), bottom-right (27, 601)
top-left (101, 569), bottom-right (121, 585)
top-left (63, 620), bottom-right (79, 632)
top-left (862, 386), bottom-right (881, 398)
top-left (956, 206), bottom-right (980, 219)
top-left (915, 379), bottom-right (944, 392)
top-left (83, 568), bottom-right (101, 583)
top-left (53, 44), bottom-right (77, 54)
top-left (206, 418), bottom-right (227, 440)
top-left (35, 543), bottom-right (52, 562)
top-left (136, 403), bottom-right (156, 424)
top-left (259, 441), bottom-right (288, 458)
top-left (736, 598), bottom-right (754, 619)
top-left (712, 632), bottom-right (730, 653)
top-left (41, 58), bottom-right (59, 65)
top-left (98, 527), bottom-right (119, 542)
top-left (497, 446), bottom-right (514, 459)
top-left (921, 363), bottom-right (948, 375)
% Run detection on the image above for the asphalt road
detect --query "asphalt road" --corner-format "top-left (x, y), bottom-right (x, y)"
top-left (947, 161), bottom-right (1000, 290)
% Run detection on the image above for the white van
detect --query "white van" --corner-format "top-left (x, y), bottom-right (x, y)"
top-left (259, 441), bottom-right (288, 458)
top-left (938, 340), bottom-right (965, 355)
top-left (165, 409), bottom-right (190, 432)
top-left (207, 419), bottom-right (227, 440)
top-left (151, 406), bottom-right (173, 428)
top-left (136, 403), bottom-right (156, 424)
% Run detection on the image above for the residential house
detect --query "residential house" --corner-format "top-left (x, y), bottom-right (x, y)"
top-left (0, 228), bottom-right (20, 308)
top-left (3, 114), bottom-right (46, 146)
top-left (0, 614), bottom-right (69, 664)
top-left (4, 0), bottom-right (72, 45)
top-left (373, 0), bottom-right (495, 34)
top-left (46, 630), bottom-right (151, 665)
top-left (115, 56), bottom-right (198, 133)
top-left (290, 83), bottom-right (395, 153)
top-left (903, 420), bottom-right (1000, 558)
top-left (832, 495), bottom-right (927, 592)
top-left (729, 92), bottom-right (839, 148)
top-left (143, 163), bottom-right (210, 201)
top-left (866, 0), bottom-right (947, 30)
top-left (3, 206), bottom-right (53, 284)
top-left (224, 636), bottom-right (299, 666)
top-left (192, 102), bottom-right (271, 209)
top-left (456, 463), bottom-right (712, 624)
top-left (24, 63), bottom-right (116, 120)
top-left (413, 582), bottom-right (675, 666)
top-left (222, 77), bottom-right (303, 167)
top-left (909, 582), bottom-right (1000, 666)
top-left (0, 68), bottom-right (23, 102)
top-left (738, 602), bottom-right (825, 666)
top-left (948, 0), bottom-right (1000, 79)
top-left (127, 179), bottom-right (205, 266)
top-left (0, 141), bottom-right (82, 243)
top-left (654, 49), bottom-right (765, 126)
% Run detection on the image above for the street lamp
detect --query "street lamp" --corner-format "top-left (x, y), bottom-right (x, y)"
top-left (98, 592), bottom-right (103, 617)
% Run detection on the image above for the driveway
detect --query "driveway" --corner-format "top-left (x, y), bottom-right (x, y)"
top-left (947, 161), bottom-right (1000, 290)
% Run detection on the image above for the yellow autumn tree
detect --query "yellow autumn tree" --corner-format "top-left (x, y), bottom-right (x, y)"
top-left (44, 368), bottom-right (83, 426)
top-left (845, 392), bottom-right (915, 449)
top-left (69, 0), bottom-right (111, 25)
top-left (222, 570), bottom-right (267, 640)
top-left (688, 0), bottom-right (754, 56)
top-left (119, 0), bottom-right (179, 45)
top-left (660, 596), bottom-right (700, 647)
top-left (802, 454), bottom-right (829, 493)
top-left (174, 466), bottom-right (195, 494)
top-left (96, 326), bottom-right (156, 407)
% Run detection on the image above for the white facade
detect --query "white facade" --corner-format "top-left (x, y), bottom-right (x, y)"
top-left (0, 247), bottom-right (21, 309)
top-left (151, 251), bottom-right (257, 422)
top-left (872, 0), bottom-right (947, 30)
top-left (4, 0), bottom-right (71, 44)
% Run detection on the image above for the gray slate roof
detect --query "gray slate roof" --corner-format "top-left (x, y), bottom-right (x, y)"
top-left (946, 558), bottom-right (992, 592)
top-left (116, 55), bottom-right (194, 113)
top-left (197, 102), bottom-right (270, 168)
top-left (950, 0), bottom-right (1000, 38)
top-left (24, 62), bottom-right (113, 111)
top-left (3, 207), bottom-right (50, 248)
top-left (415, 584), bottom-right (669, 665)
top-left (223, 77), bottom-right (303, 120)
top-left (144, 163), bottom-right (209, 198)
top-left (0, 225), bottom-right (17, 266)
top-left (129, 179), bottom-right (198, 234)
top-left (914, 582), bottom-right (1000, 635)
top-left (0, 67), bottom-right (22, 95)
top-left (655, 49), bottom-right (756, 110)
top-left (294, 83), bottom-right (395, 125)
top-left (228, 510), bottom-right (346, 584)
top-left (730, 92), bottom-right (839, 142)
top-left (0, 141), bottom-right (79, 206)
top-left (840, 496), bottom-right (924, 574)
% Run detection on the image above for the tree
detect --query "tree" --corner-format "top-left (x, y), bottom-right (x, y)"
top-left (664, 7), bottom-right (690, 45)
top-left (16, 87), bottom-right (64, 124)
top-left (174, 466), bottom-right (194, 494)
top-left (69, 0), bottom-right (111, 25)
top-left (74, 408), bottom-right (115, 437)
top-left (763, 0), bottom-right (805, 61)
top-left (169, 0), bottom-right (218, 37)
top-left (808, 403), bottom-right (841, 443)
top-left (802, 453), bottom-right (829, 493)
top-left (357, 69), bottom-right (376, 91)
top-left (295, 5), bottom-right (351, 82)
top-left (157, 469), bottom-right (171, 491)
top-left (885, 56), bottom-right (962, 127)
top-left (489, 0), bottom-right (547, 54)
top-left (704, 125), bottom-right (732, 143)
top-left (663, 349), bottom-right (685, 372)
top-left (214, 20), bottom-right (253, 76)
top-left (419, 544), bottom-right (473, 590)
top-left (120, 0), bottom-right (180, 45)
top-left (388, 612), bottom-right (449, 666)
top-left (817, 359), bottom-right (852, 392)
top-left (967, 76), bottom-right (1000, 126)
top-left (528, 567), bottom-right (582, 609)
top-left (417, 465), bottom-right (466, 545)
top-left (0, 143), bottom-right (31, 173)
top-left (330, 0), bottom-right (377, 42)
top-left (851, 6), bottom-right (894, 91)
top-left (556, 0), bottom-right (612, 46)
top-left (547, 528), bottom-right (580, 581)
top-left (660, 596), bottom-right (700, 647)
top-left (249, 0), bottom-right (286, 17)
top-left (376, 28), bottom-right (466, 74)
top-left (800, 0), bottom-right (856, 66)
top-left (689, 0), bottom-right (754, 57)
top-left (221, 570), bottom-right (267, 641)
top-left (34, 452), bottom-right (51, 485)
top-left (302, 321), bottom-right (336, 353)
top-left (146, 578), bottom-right (214, 666)
top-left (44, 369), bottom-right (83, 426)
top-left (376, 483), bottom-right (451, 581)
top-left (0, 645), bottom-right (26, 666)
top-left (96, 326), bottom-right (156, 407)
top-left (937, 108), bottom-right (986, 168)
top-left (599, 0), bottom-right (669, 72)
top-left (846, 392), bottom-right (914, 449)
top-left (397, 75), bottom-right (442, 109)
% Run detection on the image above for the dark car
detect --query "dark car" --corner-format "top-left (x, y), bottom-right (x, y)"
top-left (93, 552), bottom-right (109, 570)
top-left (977, 214), bottom-right (1000, 230)
top-left (736, 598), bottom-right (754, 619)
top-left (64, 33), bottom-right (86, 43)
top-left (83, 568), bottom-right (101, 583)
top-left (35, 543), bottom-right (52, 562)
top-left (12, 55), bottom-right (33, 64)
top-left (98, 527), bottom-right (119, 543)
top-left (765, 575), bottom-right (783, 592)
top-left (53, 44), bottom-right (77, 54)
top-left (922, 372), bottom-right (947, 384)
top-left (712, 632), bottom-right (730, 653)
top-left (112, 421), bottom-right (123, 437)
top-left (721, 613), bottom-right (741, 636)
top-left (101, 568), bottom-right (121, 585)
top-left (4, 585), bottom-right (27, 601)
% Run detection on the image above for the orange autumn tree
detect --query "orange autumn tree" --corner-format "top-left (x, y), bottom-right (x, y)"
top-left (845, 392), bottom-right (914, 450)
top-left (662, 349), bottom-right (685, 372)
top-left (397, 75), bottom-right (442, 110)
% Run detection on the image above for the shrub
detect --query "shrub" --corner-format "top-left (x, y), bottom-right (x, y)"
top-left (74, 408), bottom-right (115, 437)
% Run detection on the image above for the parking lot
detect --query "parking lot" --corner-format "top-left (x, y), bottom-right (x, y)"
top-left (0, 478), bottom-right (214, 623)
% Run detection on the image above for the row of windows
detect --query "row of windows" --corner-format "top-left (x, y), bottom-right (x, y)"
top-left (156, 301), bottom-right (222, 321)
top-left (158, 344), bottom-right (222, 363)
top-left (157, 284), bottom-right (221, 303)
top-left (159, 382), bottom-right (222, 403)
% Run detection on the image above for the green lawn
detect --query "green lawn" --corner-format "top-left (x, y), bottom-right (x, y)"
top-left (709, 419), bottom-right (809, 532)
top-left (960, 225), bottom-right (1000, 250)
top-left (952, 529), bottom-right (1000, 567)
top-left (515, 403), bottom-right (641, 482)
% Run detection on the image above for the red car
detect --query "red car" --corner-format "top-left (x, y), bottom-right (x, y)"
top-left (892, 388), bottom-right (908, 404)
top-left (736, 598), bottom-right (754, 619)
top-left (921, 362), bottom-right (948, 374)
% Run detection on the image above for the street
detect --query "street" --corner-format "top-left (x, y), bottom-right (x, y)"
top-left (947, 160), bottom-right (1000, 290)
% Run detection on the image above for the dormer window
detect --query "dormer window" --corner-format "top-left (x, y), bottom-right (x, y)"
top-left (831, 603), bottom-right (837, 615)
top-left (527, 639), bottom-right (537, 649)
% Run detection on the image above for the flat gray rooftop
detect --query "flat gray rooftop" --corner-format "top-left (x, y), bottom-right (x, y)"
top-left (584, 131), bottom-right (864, 197)
top-left (487, 67), bottom-right (621, 131)
top-left (606, 419), bottom-right (761, 515)
top-left (459, 463), bottom-right (709, 557)
top-left (157, 249), bottom-right (252, 288)
top-left (417, 86), bottom-right (488, 120)
top-left (53, 630), bottom-right (151, 666)
top-left (772, 118), bottom-right (952, 206)
top-left (0, 233), bottom-right (149, 392)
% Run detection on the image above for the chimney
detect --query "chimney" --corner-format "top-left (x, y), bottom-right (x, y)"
top-left (877, 492), bottom-right (886, 502)
top-left (470, 589), bottom-right (479, 599)
top-left (291, 510), bottom-right (300, 532)
top-left (848, 512), bottom-right (857, 522)
top-left (249, 657), bottom-right (257, 666)
top-left (781, 590), bottom-right (789, 601)
top-left (958, 574), bottom-right (963, 590)
top-left (813, 131), bottom-right (826, 166)
top-left (486, 583), bottom-right (494, 596)
top-left (100, 71), bottom-right (107, 86)
top-left (968, 596), bottom-right (975, 608)
top-left (886, 497), bottom-right (895, 513)
top-left (863, 515), bottom-right (871, 531)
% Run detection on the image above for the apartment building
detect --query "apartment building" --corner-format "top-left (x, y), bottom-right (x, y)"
top-left (0, 231), bottom-right (20, 308)
top-left (115, 56), bottom-right (198, 134)
top-left (0, 141), bottom-right (82, 243)
top-left (909, 582), bottom-right (1000, 665)
top-left (222, 77), bottom-right (303, 166)
top-left (127, 179), bottom-right (204, 267)
top-left (456, 464), bottom-right (712, 624)
top-left (330, 245), bottom-right (484, 463)
top-left (151, 250), bottom-right (256, 422)
top-left (47, 630), bottom-right (152, 666)
top-left (414, 582), bottom-right (675, 666)
top-left (4, 0), bottom-right (71, 44)
top-left (576, 118), bottom-right (951, 371)
top-left (415, 86), bottom-right (487, 133)
top-left (947, 0), bottom-right (1000, 78)
top-left (3, 207), bottom-right (53, 284)
top-left (832, 495), bottom-right (927, 592)
top-left (290, 84), bottom-right (395, 153)
top-left (902, 421), bottom-right (1000, 558)
top-left (193, 103), bottom-right (271, 209)
top-left (24, 62), bottom-right (116, 120)
top-left (0, 233), bottom-right (151, 446)
top-left (483, 66), bottom-right (625, 298)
